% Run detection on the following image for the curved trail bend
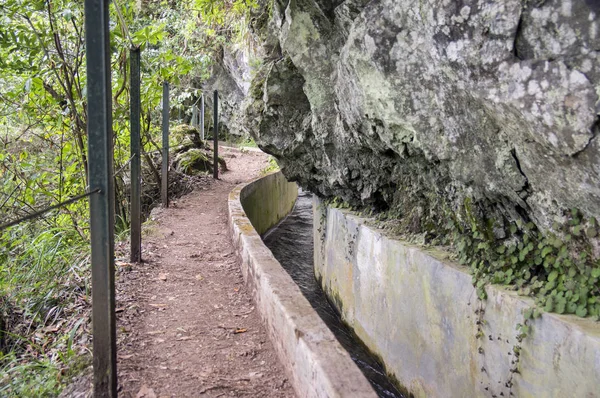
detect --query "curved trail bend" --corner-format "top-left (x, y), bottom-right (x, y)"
top-left (115, 148), bottom-right (294, 398)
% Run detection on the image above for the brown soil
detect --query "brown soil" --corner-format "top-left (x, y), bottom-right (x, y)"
top-left (115, 148), bottom-right (295, 398)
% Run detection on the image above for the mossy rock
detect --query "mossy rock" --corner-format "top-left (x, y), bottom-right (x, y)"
top-left (174, 148), bottom-right (227, 175)
top-left (217, 155), bottom-right (228, 171)
top-left (172, 124), bottom-right (204, 148)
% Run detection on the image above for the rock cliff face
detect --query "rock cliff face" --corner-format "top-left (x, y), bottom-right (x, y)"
top-left (203, 47), bottom-right (254, 137)
top-left (244, 0), bottom-right (600, 233)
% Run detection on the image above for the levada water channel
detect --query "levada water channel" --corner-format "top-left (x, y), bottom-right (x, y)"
top-left (263, 190), bottom-right (404, 397)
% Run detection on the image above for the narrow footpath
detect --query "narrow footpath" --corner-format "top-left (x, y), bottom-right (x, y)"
top-left (115, 148), bottom-right (295, 398)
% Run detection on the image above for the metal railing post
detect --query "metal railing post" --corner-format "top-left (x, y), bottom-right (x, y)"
top-left (213, 90), bottom-right (219, 179)
top-left (84, 0), bottom-right (117, 396)
top-left (130, 46), bottom-right (141, 263)
top-left (162, 82), bottom-right (169, 207)
top-left (191, 105), bottom-right (198, 128)
top-left (200, 93), bottom-right (205, 141)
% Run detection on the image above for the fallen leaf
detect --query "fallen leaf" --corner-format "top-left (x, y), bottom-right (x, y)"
top-left (115, 307), bottom-right (125, 313)
top-left (176, 336), bottom-right (192, 341)
top-left (158, 273), bottom-right (168, 281)
top-left (234, 328), bottom-right (247, 334)
top-left (119, 354), bottom-right (134, 360)
top-left (147, 330), bottom-right (165, 335)
top-left (149, 303), bottom-right (167, 308)
top-left (136, 385), bottom-right (156, 398)
top-left (195, 274), bottom-right (203, 281)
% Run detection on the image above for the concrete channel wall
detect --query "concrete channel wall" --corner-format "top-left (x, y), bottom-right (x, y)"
top-left (228, 172), bottom-right (377, 398)
top-left (314, 197), bottom-right (600, 398)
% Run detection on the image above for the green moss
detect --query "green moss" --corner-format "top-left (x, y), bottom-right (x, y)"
top-left (177, 148), bottom-right (211, 175)
top-left (171, 124), bottom-right (204, 149)
top-left (330, 195), bottom-right (600, 320)
top-left (259, 156), bottom-right (279, 175)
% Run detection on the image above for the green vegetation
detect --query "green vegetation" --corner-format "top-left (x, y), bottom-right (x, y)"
top-left (329, 196), bottom-right (600, 321)
top-left (238, 136), bottom-right (259, 148)
top-left (242, 137), bottom-right (259, 148)
top-left (0, 0), bottom-right (257, 395)
top-left (327, 193), bottom-right (600, 391)
top-left (447, 204), bottom-right (600, 320)
top-left (260, 155), bottom-right (280, 175)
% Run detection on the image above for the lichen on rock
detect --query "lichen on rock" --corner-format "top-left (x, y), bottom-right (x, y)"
top-left (240, 0), bottom-right (599, 238)
top-left (217, 0), bottom-right (600, 322)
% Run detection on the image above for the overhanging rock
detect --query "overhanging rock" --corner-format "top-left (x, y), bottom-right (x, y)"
top-left (244, 0), bottom-right (600, 233)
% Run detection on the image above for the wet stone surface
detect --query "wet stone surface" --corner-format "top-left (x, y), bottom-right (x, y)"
top-left (263, 190), bottom-right (404, 398)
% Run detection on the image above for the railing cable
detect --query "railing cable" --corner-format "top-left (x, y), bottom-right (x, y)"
top-left (0, 188), bottom-right (101, 232)
top-left (112, 0), bottom-right (134, 47)
top-left (113, 154), bottom-right (135, 177)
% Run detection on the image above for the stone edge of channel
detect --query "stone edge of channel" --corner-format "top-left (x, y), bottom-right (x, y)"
top-left (227, 172), bottom-right (377, 398)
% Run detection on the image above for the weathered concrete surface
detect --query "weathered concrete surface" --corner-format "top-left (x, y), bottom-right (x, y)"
top-left (244, 0), bottom-right (600, 236)
top-left (228, 172), bottom-right (377, 398)
top-left (314, 197), bottom-right (600, 398)
top-left (240, 171), bottom-right (298, 235)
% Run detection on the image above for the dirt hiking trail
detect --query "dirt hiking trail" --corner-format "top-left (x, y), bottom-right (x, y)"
top-left (115, 148), bottom-right (295, 398)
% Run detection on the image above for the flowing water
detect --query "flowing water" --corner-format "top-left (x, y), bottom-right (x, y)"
top-left (263, 190), bottom-right (404, 398)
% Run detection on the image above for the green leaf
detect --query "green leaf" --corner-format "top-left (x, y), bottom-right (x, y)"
top-left (575, 305), bottom-right (587, 318)
top-left (571, 208), bottom-right (579, 218)
top-left (544, 297), bottom-right (554, 312)
top-left (548, 271), bottom-right (558, 282)
top-left (541, 246), bottom-right (553, 258)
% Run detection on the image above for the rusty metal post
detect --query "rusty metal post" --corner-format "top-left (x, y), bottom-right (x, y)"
top-left (130, 46), bottom-right (141, 263)
top-left (84, 0), bottom-right (117, 396)
top-left (161, 82), bottom-right (169, 207)
top-left (200, 93), bottom-right (205, 141)
top-left (213, 90), bottom-right (218, 179)
top-left (191, 104), bottom-right (198, 128)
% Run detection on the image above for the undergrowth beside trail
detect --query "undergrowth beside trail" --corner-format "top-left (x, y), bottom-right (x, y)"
top-left (1, 0), bottom-right (259, 392)
top-left (0, 223), bottom-right (92, 397)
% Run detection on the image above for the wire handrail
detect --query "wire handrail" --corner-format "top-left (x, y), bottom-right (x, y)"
top-left (0, 188), bottom-right (101, 232)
